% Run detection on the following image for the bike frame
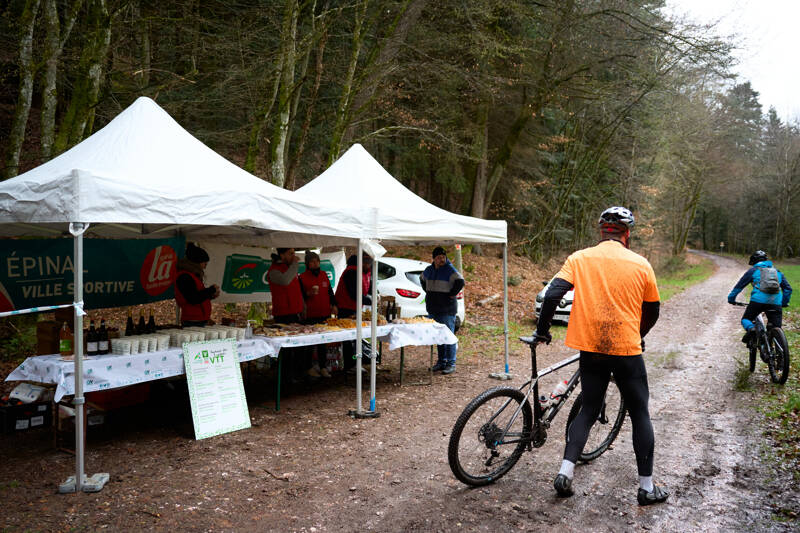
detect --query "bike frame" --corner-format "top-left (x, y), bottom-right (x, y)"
top-left (491, 339), bottom-right (581, 446)
top-left (734, 302), bottom-right (776, 357)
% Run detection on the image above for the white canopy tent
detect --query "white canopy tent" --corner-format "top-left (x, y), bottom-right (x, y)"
top-left (0, 96), bottom-right (365, 246)
top-left (299, 144), bottom-right (511, 416)
top-left (0, 97), bottom-right (367, 493)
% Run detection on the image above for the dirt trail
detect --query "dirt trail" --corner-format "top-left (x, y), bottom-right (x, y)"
top-left (0, 252), bottom-right (793, 532)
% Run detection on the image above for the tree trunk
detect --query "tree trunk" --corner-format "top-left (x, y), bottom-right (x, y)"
top-left (269, 0), bottom-right (299, 187)
top-left (470, 101), bottom-right (490, 218)
top-left (133, 0), bottom-right (151, 88)
top-left (327, 0), bottom-right (369, 165)
top-left (40, 0), bottom-right (83, 161)
top-left (286, 10), bottom-right (329, 190)
top-left (483, 91), bottom-right (533, 218)
top-left (4, 0), bottom-right (41, 180)
top-left (40, 0), bottom-right (60, 161)
top-left (54, 0), bottom-right (112, 155)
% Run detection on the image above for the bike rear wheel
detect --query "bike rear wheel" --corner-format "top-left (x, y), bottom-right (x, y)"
top-left (448, 387), bottom-right (532, 486)
top-left (565, 378), bottom-right (626, 462)
top-left (768, 328), bottom-right (790, 385)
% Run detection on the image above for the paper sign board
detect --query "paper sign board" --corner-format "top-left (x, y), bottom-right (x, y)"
top-left (183, 338), bottom-right (251, 440)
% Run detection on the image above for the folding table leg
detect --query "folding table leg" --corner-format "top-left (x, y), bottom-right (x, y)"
top-left (275, 351), bottom-right (282, 412)
top-left (399, 347), bottom-right (405, 386)
top-left (399, 345), bottom-right (433, 387)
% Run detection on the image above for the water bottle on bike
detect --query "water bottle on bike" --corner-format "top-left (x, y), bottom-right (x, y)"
top-left (551, 380), bottom-right (569, 401)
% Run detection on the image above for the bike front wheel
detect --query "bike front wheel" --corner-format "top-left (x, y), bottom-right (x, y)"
top-left (448, 387), bottom-right (532, 486)
top-left (768, 328), bottom-right (790, 385)
top-left (565, 378), bottom-right (626, 462)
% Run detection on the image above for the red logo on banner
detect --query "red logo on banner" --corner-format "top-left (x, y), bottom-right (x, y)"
top-left (140, 245), bottom-right (177, 296)
top-left (0, 281), bottom-right (14, 312)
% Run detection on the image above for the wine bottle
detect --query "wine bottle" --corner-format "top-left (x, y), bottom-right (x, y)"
top-left (136, 309), bottom-right (146, 335)
top-left (147, 308), bottom-right (156, 333)
top-left (86, 320), bottom-right (98, 356)
top-left (59, 322), bottom-right (74, 356)
top-left (98, 319), bottom-right (109, 355)
top-left (125, 308), bottom-right (135, 336)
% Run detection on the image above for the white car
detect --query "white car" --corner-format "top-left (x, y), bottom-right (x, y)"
top-left (376, 257), bottom-right (466, 330)
top-left (535, 278), bottom-right (574, 324)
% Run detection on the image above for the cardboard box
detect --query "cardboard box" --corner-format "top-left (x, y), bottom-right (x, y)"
top-left (36, 320), bottom-right (60, 355)
top-left (54, 402), bottom-right (105, 453)
top-left (1, 401), bottom-right (53, 434)
top-left (86, 383), bottom-right (150, 411)
top-left (54, 308), bottom-right (74, 332)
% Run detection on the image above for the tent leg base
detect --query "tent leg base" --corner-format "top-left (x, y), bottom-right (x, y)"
top-left (58, 473), bottom-right (110, 494)
top-left (489, 372), bottom-right (513, 380)
top-left (348, 409), bottom-right (380, 419)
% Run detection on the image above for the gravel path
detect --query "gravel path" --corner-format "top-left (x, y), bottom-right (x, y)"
top-left (1, 251), bottom-right (793, 532)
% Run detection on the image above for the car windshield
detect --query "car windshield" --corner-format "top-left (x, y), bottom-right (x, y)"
top-left (406, 271), bottom-right (423, 287)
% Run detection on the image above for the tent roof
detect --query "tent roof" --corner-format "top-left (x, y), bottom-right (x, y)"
top-left (0, 97), bottom-right (362, 247)
top-left (297, 144), bottom-right (506, 245)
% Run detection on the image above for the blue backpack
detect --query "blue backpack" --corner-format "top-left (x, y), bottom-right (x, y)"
top-left (759, 267), bottom-right (781, 294)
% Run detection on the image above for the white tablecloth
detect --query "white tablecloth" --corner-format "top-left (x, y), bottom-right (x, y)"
top-left (5, 323), bottom-right (457, 402)
top-left (257, 322), bottom-right (456, 352)
top-left (6, 338), bottom-right (274, 402)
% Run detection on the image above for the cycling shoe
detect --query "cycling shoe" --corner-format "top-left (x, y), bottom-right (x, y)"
top-left (637, 484), bottom-right (669, 506)
top-left (553, 474), bottom-right (574, 497)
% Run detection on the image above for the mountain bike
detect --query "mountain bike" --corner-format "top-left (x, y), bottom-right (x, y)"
top-left (732, 302), bottom-right (790, 384)
top-left (448, 337), bottom-right (626, 486)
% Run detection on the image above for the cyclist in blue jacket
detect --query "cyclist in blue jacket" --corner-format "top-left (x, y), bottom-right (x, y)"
top-left (728, 250), bottom-right (792, 346)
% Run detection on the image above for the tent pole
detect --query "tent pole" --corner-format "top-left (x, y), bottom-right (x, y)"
top-left (59, 222), bottom-right (108, 493)
top-left (489, 242), bottom-right (512, 380)
top-left (367, 257), bottom-right (379, 416)
top-left (350, 241), bottom-right (364, 416)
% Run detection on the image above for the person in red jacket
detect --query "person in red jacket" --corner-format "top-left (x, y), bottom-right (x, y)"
top-left (335, 253), bottom-right (373, 372)
top-left (299, 251), bottom-right (337, 377)
top-left (267, 247), bottom-right (307, 382)
top-left (175, 242), bottom-right (220, 326)
top-left (267, 248), bottom-right (304, 324)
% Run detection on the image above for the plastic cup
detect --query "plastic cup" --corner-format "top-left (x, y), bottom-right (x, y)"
top-left (129, 338), bottom-right (140, 354)
top-left (157, 335), bottom-right (170, 351)
top-left (118, 339), bottom-right (131, 355)
top-left (147, 336), bottom-right (158, 352)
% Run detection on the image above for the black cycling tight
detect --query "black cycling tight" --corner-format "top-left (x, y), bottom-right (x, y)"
top-left (564, 352), bottom-right (654, 476)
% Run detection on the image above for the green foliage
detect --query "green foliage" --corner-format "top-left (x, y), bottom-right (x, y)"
top-left (655, 256), bottom-right (715, 301)
top-left (0, 316), bottom-right (37, 363)
top-left (732, 357), bottom-right (753, 392)
top-left (751, 305), bottom-right (800, 489)
top-left (246, 303), bottom-right (270, 325)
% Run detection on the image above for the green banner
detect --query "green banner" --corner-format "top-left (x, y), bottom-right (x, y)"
top-left (0, 237), bottom-right (185, 311)
top-left (221, 255), bottom-right (335, 295)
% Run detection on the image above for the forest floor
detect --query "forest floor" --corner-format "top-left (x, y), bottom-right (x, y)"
top-left (1, 250), bottom-right (797, 532)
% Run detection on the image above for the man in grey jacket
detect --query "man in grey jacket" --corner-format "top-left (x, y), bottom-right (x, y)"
top-left (421, 246), bottom-right (464, 374)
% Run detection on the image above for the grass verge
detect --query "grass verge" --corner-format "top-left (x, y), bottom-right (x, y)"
top-left (656, 254), bottom-right (715, 301)
top-left (736, 261), bottom-right (800, 522)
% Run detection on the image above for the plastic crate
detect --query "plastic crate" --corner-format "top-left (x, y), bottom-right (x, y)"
top-left (1, 401), bottom-right (53, 434)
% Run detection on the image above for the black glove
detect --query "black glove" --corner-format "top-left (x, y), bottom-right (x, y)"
top-left (533, 331), bottom-right (552, 345)
top-left (782, 304), bottom-right (789, 308)
top-left (641, 338), bottom-right (646, 352)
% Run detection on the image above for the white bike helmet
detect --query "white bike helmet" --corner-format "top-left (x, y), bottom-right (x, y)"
top-left (598, 206), bottom-right (635, 229)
